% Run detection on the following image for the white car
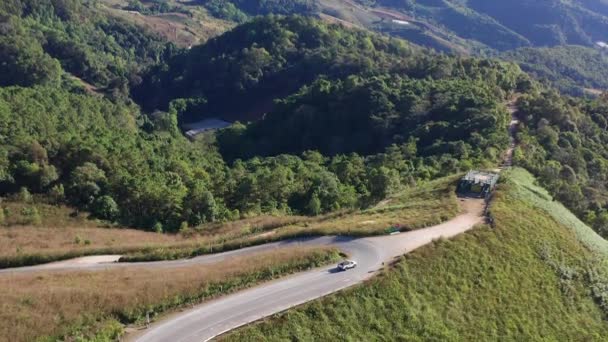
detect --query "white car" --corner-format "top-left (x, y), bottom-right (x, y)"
top-left (337, 260), bottom-right (357, 271)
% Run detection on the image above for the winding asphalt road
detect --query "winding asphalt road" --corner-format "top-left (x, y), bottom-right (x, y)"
top-left (127, 198), bottom-right (484, 342)
top-left (0, 199), bottom-right (484, 341)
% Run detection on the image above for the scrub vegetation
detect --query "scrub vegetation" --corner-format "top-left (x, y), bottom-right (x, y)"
top-left (116, 174), bottom-right (460, 262)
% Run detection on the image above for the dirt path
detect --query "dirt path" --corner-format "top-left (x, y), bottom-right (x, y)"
top-left (501, 97), bottom-right (520, 169)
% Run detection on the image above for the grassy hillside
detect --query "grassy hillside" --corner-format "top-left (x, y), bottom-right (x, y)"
top-left (224, 168), bottom-right (608, 341)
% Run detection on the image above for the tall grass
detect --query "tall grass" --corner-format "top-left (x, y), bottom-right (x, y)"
top-left (502, 168), bottom-right (608, 257)
top-left (223, 170), bottom-right (608, 341)
top-left (0, 247), bottom-right (340, 342)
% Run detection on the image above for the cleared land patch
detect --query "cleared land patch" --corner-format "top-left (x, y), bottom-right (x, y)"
top-left (100, 0), bottom-right (233, 46)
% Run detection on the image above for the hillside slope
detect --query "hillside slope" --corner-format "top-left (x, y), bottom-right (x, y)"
top-left (369, 0), bottom-right (608, 52)
top-left (133, 15), bottom-right (527, 124)
top-left (178, 0), bottom-right (608, 53)
top-left (0, 14), bottom-right (532, 233)
top-left (502, 45), bottom-right (608, 96)
top-left (224, 168), bottom-right (608, 340)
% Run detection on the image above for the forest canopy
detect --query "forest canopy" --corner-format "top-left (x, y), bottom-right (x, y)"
top-left (1, 4), bottom-right (606, 241)
top-left (514, 91), bottom-right (608, 238)
top-left (0, 0), bottom-right (173, 96)
top-left (0, 15), bottom-right (530, 231)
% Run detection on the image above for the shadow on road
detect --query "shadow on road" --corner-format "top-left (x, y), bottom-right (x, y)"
top-left (328, 267), bottom-right (344, 274)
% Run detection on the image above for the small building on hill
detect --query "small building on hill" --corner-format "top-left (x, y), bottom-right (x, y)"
top-left (457, 170), bottom-right (500, 198)
top-left (182, 118), bottom-right (231, 139)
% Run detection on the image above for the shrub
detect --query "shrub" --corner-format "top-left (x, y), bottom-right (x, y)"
top-left (20, 207), bottom-right (41, 225)
top-left (17, 187), bottom-right (32, 203)
top-left (48, 184), bottom-right (65, 204)
top-left (153, 222), bottom-right (163, 234)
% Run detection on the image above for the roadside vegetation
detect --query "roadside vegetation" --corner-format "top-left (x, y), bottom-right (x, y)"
top-left (118, 174), bottom-right (460, 262)
top-left (0, 199), bottom-right (156, 267)
top-left (224, 168), bottom-right (608, 341)
top-left (0, 174), bottom-right (459, 266)
top-left (0, 246), bottom-right (341, 342)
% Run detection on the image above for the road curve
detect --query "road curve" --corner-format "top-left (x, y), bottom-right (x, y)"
top-left (0, 199), bottom-right (484, 341)
top-left (127, 198), bottom-right (485, 342)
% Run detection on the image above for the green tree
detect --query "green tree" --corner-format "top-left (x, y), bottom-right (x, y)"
top-left (368, 166), bottom-right (401, 200)
top-left (91, 195), bottom-right (119, 221)
top-left (0, 32), bottom-right (62, 87)
top-left (68, 162), bottom-right (107, 206)
top-left (307, 192), bottom-right (321, 216)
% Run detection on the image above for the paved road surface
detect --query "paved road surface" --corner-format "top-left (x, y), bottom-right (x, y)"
top-left (128, 198), bottom-right (484, 342)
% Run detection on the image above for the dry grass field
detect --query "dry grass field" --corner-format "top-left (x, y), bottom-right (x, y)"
top-left (0, 203), bottom-right (321, 267)
top-left (0, 200), bottom-right (193, 267)
top-left (0, 246), bottom-right (340, 341)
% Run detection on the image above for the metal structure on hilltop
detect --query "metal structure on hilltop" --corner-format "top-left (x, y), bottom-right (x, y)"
top-left (457, 170), bottom-right (500, 198)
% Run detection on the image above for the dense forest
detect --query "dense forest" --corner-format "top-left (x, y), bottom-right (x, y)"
top-left (132, 15), bottom-right (421, 121)
top-left (514, 91), bottom-right (608, 238)
top-left (2, 0), bottom-right (608, 242)
top-left (0, 0), bottom-right (173, 96)
top-left (133, 15), bottom-right (530, 125)
top-left (218, 71), bottom-right (519, 159)
top-left (0, 2), bottom-right (531, 232)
